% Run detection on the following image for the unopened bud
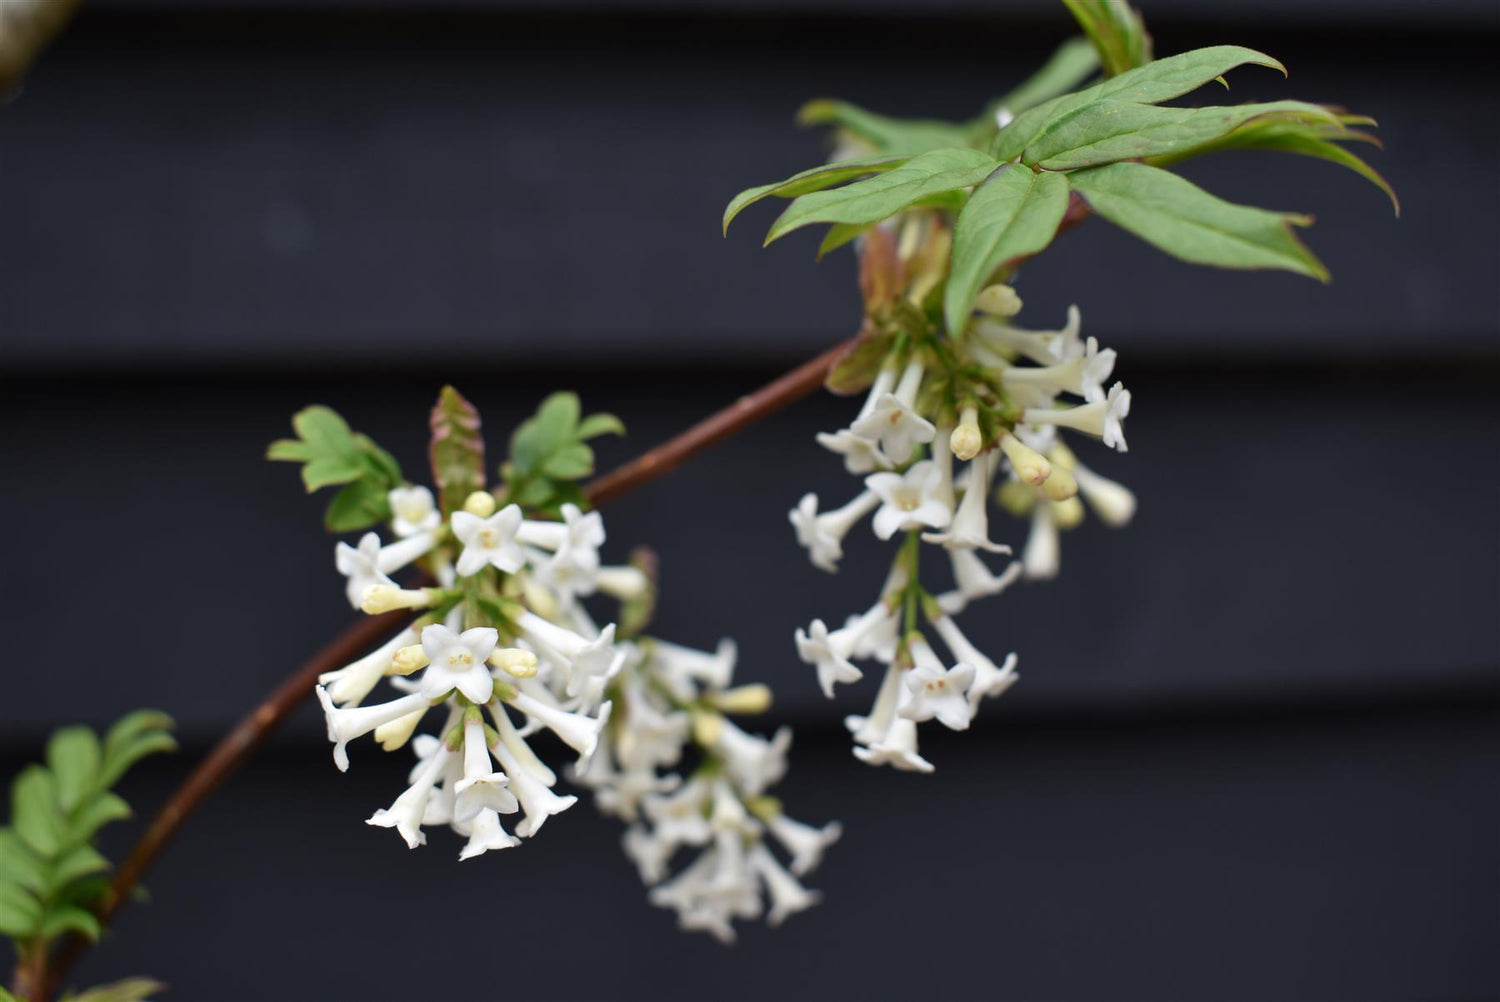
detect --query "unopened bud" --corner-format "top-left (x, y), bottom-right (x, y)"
top-left (1042, 466), bottom-right (1078, 502)
top-left (975, 284), bottom-right (1022, 318)
top-left (691, 708), bottom-right (725, 747)
top-left (389, 644), bottom-right (430, 676)
top-left (361, 585), bottom-right (435, 616)
top-left (999, 433), bottom-right (1051, 486)
top-left (463, 491), bottom-right (497, 517)
top-left (488, 647), bottom-right (539, 679)
top-left (1051, 496), bottom-right (1086, 530)
top-left (374, 708), bottom-right (426, 751)
top-left (707, 684), bottom-right (773, 716)
top-left (995, 477), bottom-right (1038, 517)
top-left (949, 406), bottom-right (983, 461)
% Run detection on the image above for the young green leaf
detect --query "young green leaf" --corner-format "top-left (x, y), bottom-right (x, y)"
top-left (765, 147), bottom-right (1000, 244)
top-left (323, 478), bottom-right (392, 534)
top-left (723, 154), bottom-right (910, 234)
top-left (510, 392), bottom-right (581, 478)
top-left (0, 879), bottom-right (41, 937)
top-left (575, 413), bottom-right (625, 442)
top-left (40, 903), bottom-right (102, 941)
top-left (68, 792), bottom-right (132, 845)
top-left (944, 166), bottom-right (1072, 337)
top-left (267, 406), bottom-right (402, 505)
top-left (1146, 117), bottom-right (1398, 214)
top-left (428, 386), bottom-right (486, 514)
top-left (987, 36), bottom-right (1100, 119)
top-left (47, 727), bottom-right (101, 814)
top-left (63, 978), bottom-right (167, 1002)
top-left (797, 99), bottom-right (978, 155)
top-left (47, 844), bottom-right (109, 891)
top-left (12, 767), bottom-right (63, 856)
top-left (1023, 99), bottom-right (1339, 170)
top-left (0, 829), bottom-right (47, 891)
top-left (1069, 161), bottom-right (1329, 281)
top-left (1061, 0), bottom-right (1152, 77)
top-left (97, 731), bottom-right (176, 792)
top-left (994, 45), bottom-right (1286, 161)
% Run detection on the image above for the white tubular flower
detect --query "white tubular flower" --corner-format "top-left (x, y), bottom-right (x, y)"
top-left (316, 687), bottom-right (431, 772)
top-left (999, 335), bottom-right (1116, 403)
top-left (458, 808), bottom-right (521, 860)
top-left (334, 533), bottom-right (395, 609)
top-left (388, 485), bottom-right (440, 537)
top-left (715, 719), bottom-right (791, 796)
top-left (642, 777), bottom-right (714, 848)
top-left (1073, 461), bottom-right (1138, 527)
top-left (451, 504), bottom-right (526, 575)
top-left (749, 844), bottom-right (822, 927)
top-left (849, 358), bottom-right (936, 464)
top-left (899, 636), bottom-right (975, 731)
top-left (766, 813), bottom-right (842, 876)
top-left (505, 689), bottom-right (612, 768)
top-left (490, 727), bottom-right (578, 837)
top-left (789, 490), bottom-right (881, 573)
top-left (921, 451), bottom-right (1010, 553)
top-left (1023, 504), bottom-right (1060, 580)
top-left (319, 627), bottom-right (418, 707)
top-left (930, 614), bottom-right (1019, 712)
top-left (594, 565), bottom-right (650, 602)
top-left (970, 304), bottom-right (1084, 365)
top-left (815, 365), bottom-right (897, 474)
top-left (515, 611), bottom-right (624, 697)
top-left (418, 624), bottom-right (498, 704)
top-left (453, 718), bottom-right (519, 823)
top-left (938, 552), bottom-right (1023, 615)
top-left (623, 824), bottom-right (675, 884)
top-left (646, 638), bottom-right (737, 699)
top-left (793, 618), bottom-right (863, 698)
top-left (1022, 381), bottom-right (1131, 452)
top-left (366, 738), bottom-right (450, 848)
top-left (865, 459), bottom-right (954, 540)
top-left (846, 661), bottom-right (904, 746)
top-left (853, 717), bottom-right (934, 773)
top-left (489, 702), bottom-right (557, 785)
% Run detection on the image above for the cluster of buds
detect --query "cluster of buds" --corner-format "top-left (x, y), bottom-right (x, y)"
top-left (576, 637), bottom-right (840, 942)
top-left (790, 224), bottom-right (1136, 770)
top-left (317, 486), bottom-right (646, 858)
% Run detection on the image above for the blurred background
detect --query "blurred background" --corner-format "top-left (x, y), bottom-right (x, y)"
top-left (1, 1), bottom-right (1497, 999)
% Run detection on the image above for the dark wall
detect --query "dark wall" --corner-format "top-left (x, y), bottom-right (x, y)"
top-left (2, 2), bottom-right (1496, 999)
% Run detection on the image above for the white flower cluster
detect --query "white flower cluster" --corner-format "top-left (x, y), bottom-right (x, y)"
top-left (317, 484), bottom-right (649, 859)
top-left (574, 638), bottom-right (840, 943)
top-left (791, 284), bottom-right (1137, 769)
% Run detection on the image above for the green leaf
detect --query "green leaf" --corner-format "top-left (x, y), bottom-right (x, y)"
top-left (48, 845), bottom-right (110, 891)
top-left (323, 479), bottom-right (391, 534)
top-left (816, 222), bottom-right (869, 259)
top-left (766, 147), bottom-right (1000, 244)
top-left (723, 154), bottom-right (910, 234)
top-left (1061, 0), bottom-right (1152, 77)
top-left (989, 36), bottom-right (1100, 118)
top-left (540, 442), bottom-right (595, 481)
top-left (1, 984), bottom-right (21, 1002)
top-left (39, 904), bottom-right (101, 942)
top-left (68, 792), bottom-right (131, 843)
top-left (1024, 99), bottom-right (1339, 170)
top-left (102, 712), bottom-right (173, 763)
top-left (1069, 161), bottom-right (1328, 281)
top-left (510, 392), bottom-right (580, 478)
top-left (299, 456), bottom-right (365, 493)
top-left (0, 829), bottom-right (47, 892)
top-left (0, 879), bottom-right (41, 937)
top-left (47, 727), bottom-right (102, 814)
top-left (944, 166), bottom-right (1072, 337)
top-left (12, 767), bottom-right (63, 856)
top-left (994, 45), bottom-right (1285, 161)
top-left (824, 327), bottom-right (897, 396)
top-left (64, 978), bottom-right (168, 1002)
top-left (354, 434), bottom-right (404, 487)
top-left (96, 730), bottom-right (176, 793)
top-left (1146, 117), bottom-right (1398, 214)
top-left (428, 386), bottom-right (486, 514)
top-left (575, 413), bottom-right (625, 441)
top-left (797, 99), bottom-right (977, 155)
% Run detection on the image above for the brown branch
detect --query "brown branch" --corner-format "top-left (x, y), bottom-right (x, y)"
top-left (39, 335), bottom-right (854, 999)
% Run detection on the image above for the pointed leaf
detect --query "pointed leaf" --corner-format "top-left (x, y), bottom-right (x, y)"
top-left (0, 829), bottom-right (47, 891)
top-left (944, 166), bottom-right (1072, 337)
top-left (509, 392), bottom-right (580, 478)
top-left (65, 978), bottom-right (168, 1002)
top-left (39, 904), bottom-right (101, 942)
top-left (1061, 0), bottom-right (1152, 77)
top-left (428, 386), bottom-right (486, 514)
top-left (1070, 162), bottom-right (1328, 280)
top-left (797, 99), bottom-right (977, 155)
top-left (575, 413), bottom-right (625, 441)
top-left (989, 36), bottom-right (1099, 118)
top-left (1024, 99), bottom-right (1339, 170)
top-left (96, 732), bottom-right (176, 792)
top-left (68, 792), bottom-right (131, 843)
top-left (48, 844), bottom-right (110, 891)
top-left (12, 767), bottom-right (63, 856)
top-left (47, 727), bottom-right (101, 813)
top-left (995, 45), bottom-right (1286, 160)
top-left (766, 147), bottom-right (999, 244)
top-left (723, 154), bottom-right (909, 234)
top-left (102, 712), bottom-right (173, 762)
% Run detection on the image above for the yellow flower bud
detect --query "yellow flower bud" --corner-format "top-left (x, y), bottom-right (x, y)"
top-left (389, 644), bottom-right (430, 676)
top-left (488, 647), bottom-right (539, 679)
top-left (1042, 466), bottom-right (1078, 502)
top-left (999, 433), bottom-right (1051, 486)
top-left (949, 406), bottom-right (983, 461)
top-left (707, 684), bottom-right (773, 716)
top-left (462, 490), bottom-right (497, 517)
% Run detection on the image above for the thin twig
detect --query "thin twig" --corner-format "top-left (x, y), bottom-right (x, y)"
top-left (39, 334), bottom-right (856, 998)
